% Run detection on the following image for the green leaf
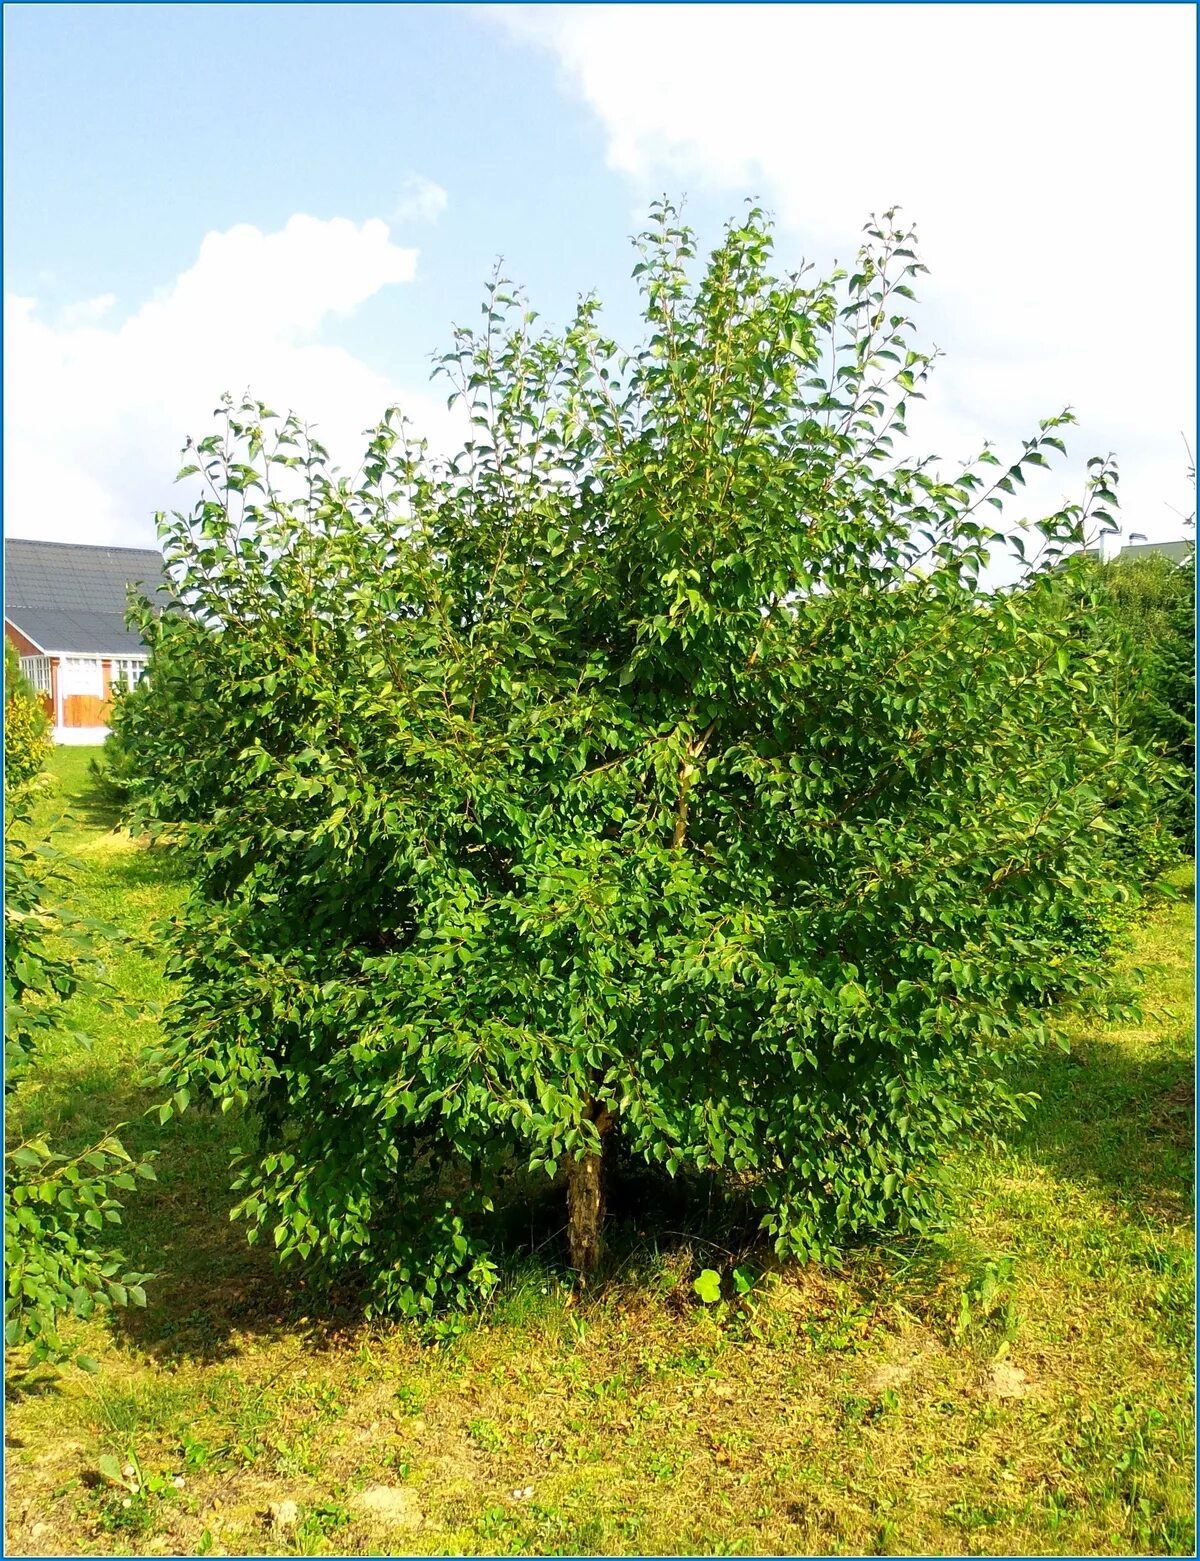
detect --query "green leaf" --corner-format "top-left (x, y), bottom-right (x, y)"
top-left (97, 1453), bottom-right (124, 1483)
top-left (693, 1269), bottom-right (723, 1305)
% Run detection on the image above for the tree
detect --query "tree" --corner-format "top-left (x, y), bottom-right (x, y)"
top-left (130, 205), bottom-right (1146, 1313)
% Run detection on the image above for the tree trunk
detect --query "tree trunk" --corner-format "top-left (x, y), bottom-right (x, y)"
top-left (566, 1102), bottom-right (612, 1278)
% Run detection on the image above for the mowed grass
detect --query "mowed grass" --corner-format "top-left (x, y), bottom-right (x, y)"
top-left (4, 746), bottom-right (1195, 1557)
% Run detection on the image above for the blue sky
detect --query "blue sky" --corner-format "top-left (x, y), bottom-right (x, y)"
top-left (6, 6), bottom-right (651, 376)
top-left (5, 3), bottom-right (1196, 550)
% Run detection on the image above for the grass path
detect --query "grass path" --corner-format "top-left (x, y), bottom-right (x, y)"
top-left (4, 748), bottom-right (1195, 1556)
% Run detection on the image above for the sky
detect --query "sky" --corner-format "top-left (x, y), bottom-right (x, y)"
top-left (4, 2), bottom-right (1196, 555)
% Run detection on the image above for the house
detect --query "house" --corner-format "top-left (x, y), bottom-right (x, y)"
top-left (4, 538), bottom-right (169, 744)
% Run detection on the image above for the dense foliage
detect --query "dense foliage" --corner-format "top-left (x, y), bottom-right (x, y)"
top-left (90, 683), bottom-right (145, 804)
top-left (126, 205), bottom-right (1148, 1316)
top-left (4, 780), bottom-right (153, 1366)
top-left (1089, 543), bottom-right (1195, 851)
top-left (4, 640), bottom-right (51, 793)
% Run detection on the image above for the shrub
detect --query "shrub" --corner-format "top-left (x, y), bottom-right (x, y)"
top-left (4, 799), bottom-right (154, 1366)
top-left (91, 614), bottom-right (211, 822)
top-left (1089, 545), bottom-right (1195, 851)
top-left (4, 640), bottom-right (51, 795)
top-left (130, 204), bottom-right (1147, 1314)
top-left (2, 642), bottom-right (153, 1367)
top-left (89, 679), bottom-right (144, 806)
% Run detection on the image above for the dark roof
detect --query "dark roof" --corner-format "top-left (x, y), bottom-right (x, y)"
top-left (4, 538), bottom-right (169, 655)
top-left (1119, 539), bottom-right (1192, 564)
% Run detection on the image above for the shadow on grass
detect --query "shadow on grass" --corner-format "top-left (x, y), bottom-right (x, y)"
top-left (30, 752), bottom-right (121, 832)
top-left (15, 1050), bottom-right (292, 1368)
top-left (98, 1100), bottom-right (766, 1368)
top-left (495, 1144), bottom-right (765, 1280)
top-left (92, 839), bottom-right (193, 891)
top-left (1012, 1032), bottom-right (1194, 1217)
top-left (107, 1123), bottom-right (289, 1363)
top-left (65, 777), bottom-right (124, 832)
top-left (77, 1027), bottom-right (1194, 1371)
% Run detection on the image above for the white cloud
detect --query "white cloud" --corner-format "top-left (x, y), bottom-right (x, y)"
top-left (393, 174), bottom-right (449, 226)
top-left (57, 292), bottom-right (117, 329)
top-left (4, 213), bottom-right (461, 547)
top-left (498, 2), bottom-right (1197, 543)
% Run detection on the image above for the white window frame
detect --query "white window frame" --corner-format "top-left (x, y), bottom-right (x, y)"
top-left (110, 657), bottom-right (147, 690)
top-left (19, 655), bottom-right (53, 695)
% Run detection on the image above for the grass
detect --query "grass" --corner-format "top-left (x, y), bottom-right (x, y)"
top-left (4, 746), bottom-right (1195, 1556)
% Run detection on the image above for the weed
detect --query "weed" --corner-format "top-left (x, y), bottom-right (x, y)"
top-left (954, 1255), bottom-right (1020, 1345)
top-left (296, 1499), bottom-right (352, 1550)
top-left (91, 1448), bottom-right (187, 1542)
top-left (467, 1416), bottom-right (505, 1454)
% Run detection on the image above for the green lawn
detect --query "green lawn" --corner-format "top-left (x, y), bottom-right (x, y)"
top-left (4, 746), bottom-right (1195, 1556)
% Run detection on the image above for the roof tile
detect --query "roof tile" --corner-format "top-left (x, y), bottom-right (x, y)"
top-left (4, 538), bottom-right (169, 654)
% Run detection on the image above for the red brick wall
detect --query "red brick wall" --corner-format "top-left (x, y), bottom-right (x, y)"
top-left (4, 622), bottom-right (56, 720)
top-left (4, 621), bottom-right (44, 658)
